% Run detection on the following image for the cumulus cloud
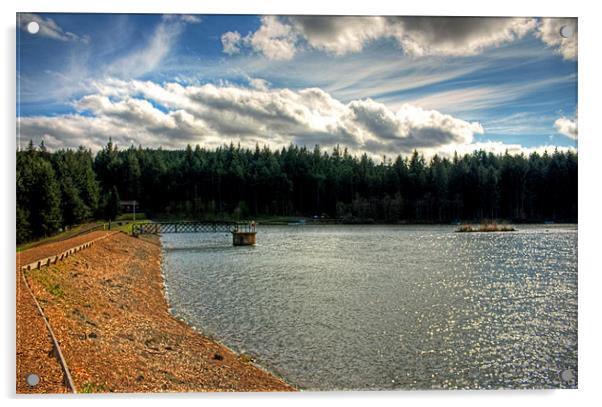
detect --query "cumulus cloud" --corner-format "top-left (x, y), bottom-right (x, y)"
top-left (555, 116), bottom-right (578, 140)
top-left (247, 77), bottom-right (270, 91)
top-left (536, 18), bottom-right (577, 60)
top-left (19, 80), bottom-right (487, 157)
top-left (221, 31), bottom-right (242, 55)
top-left (222, 16), bottom-right (540, 59)
top-left (291, 16), bottom-right (537, 57)
top-left (349, 99), bottom-right (482, 151)
top-left (221, 17), bottom-right (297, 60)
top-left (18, 13), bottom-right (90, 43)
top-left (290, 16), bottom-right (389, 55)
top-left (245, 16), bottom-right (298, 60)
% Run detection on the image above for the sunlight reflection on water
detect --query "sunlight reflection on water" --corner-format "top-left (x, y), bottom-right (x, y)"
top-left (161, 224), bottom-right (577, 390)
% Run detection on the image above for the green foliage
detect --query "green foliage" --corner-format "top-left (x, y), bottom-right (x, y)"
top-left (16, 203), bottom-right (31, 243)
top-left (30, 267), bottom-right (64, 298)
top-left (105, 185), bottom-right (121, 221)
top-left (52, 147), bottom-right (99, 225)
top-left (17, 146), bottom-right (62, 242)
top-left (80, 382), bottom-right (108, 393)
top-left (17, 144), bottom-right (102, 243)
top-left (59, 176), bottom-right (88, 225)
top-left (116, 212), bottom-right (147, 221)
top-left (16, 140), bottom-right (578, 244)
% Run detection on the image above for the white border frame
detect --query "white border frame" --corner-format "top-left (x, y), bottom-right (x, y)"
top-left (2, 1), bottom-right (599, 407)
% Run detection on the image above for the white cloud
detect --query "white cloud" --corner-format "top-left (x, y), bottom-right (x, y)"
top-left (222, 16), bottom-right (581, 62)
top-left (20, 80), bottom-right (488, 157)
top-left (19, 80), bottom-right (573, 160)
top-left (389, 17), bottom-right (537, 57)
top-left (245, 16), bottom-right (298, 60)
top-left (537, 18), bottom-right (577, 60)
top-left (397, 74), bottom-right (577, 114)
top-left (223, 16), bottom-right (539, 60)
top-left (247, 77), bottom-right (270, 91)
top-left (171, 15), bottom-right (202, 24)
top-left (107, 15), bottom-right (199, 78)
top-left (291, 16), bottom-right (537, 57)
top-left (290, 16), bottom-right (390, 56)
top-left (220, 16), bottom-right (298, 60)
top-left (18, 13), bottom-right (90, 44)
top-left (437, 141), bottom-right (576, 159)
top-left (221, 31), bottom-right (242, 55)
top-left (555, 116), bottom-right (578, 140)
top-left (349, 99), bottom-right (482, 151)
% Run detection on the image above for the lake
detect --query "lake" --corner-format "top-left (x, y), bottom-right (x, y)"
top-left (160, 224), bottom-right (577, 390)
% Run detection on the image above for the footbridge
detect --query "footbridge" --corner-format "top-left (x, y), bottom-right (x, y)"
top-left (132, 221), bottom-right (257, 245)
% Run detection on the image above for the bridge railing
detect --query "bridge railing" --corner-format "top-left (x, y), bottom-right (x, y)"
top-left (132, 221), bottom-right (257, 235)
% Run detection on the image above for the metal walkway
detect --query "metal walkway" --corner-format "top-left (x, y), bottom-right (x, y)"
top-left (132, 221), bottom-right (256, 235)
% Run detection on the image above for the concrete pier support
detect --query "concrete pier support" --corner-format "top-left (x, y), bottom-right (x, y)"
top-left (232, 231), bottom-right (257, 246)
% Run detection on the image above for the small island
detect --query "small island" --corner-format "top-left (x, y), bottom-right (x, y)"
top-left (456, 223), bottom-right (516, 233)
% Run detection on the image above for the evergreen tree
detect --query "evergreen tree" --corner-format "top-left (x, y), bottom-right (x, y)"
top-left (16, 141), bottom-right (578, 243)
top-left (17, 149), bottom-right (62, 238)
top-left (106, 185), bottom-right (121, 221)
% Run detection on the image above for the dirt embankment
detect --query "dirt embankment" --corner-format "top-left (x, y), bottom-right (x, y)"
top-left (17, 230), bottom-right (113, 394)
top-left (17, 232), bottom-right (294, 393)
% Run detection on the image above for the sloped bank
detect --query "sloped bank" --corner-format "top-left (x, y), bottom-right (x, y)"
top-left (21, 232), bottom-right (295, 393)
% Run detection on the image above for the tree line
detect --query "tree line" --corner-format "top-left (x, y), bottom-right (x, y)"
top-left (17, 139), bottom-right (577, 243)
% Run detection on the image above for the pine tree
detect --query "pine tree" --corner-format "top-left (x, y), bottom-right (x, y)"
top-left (106, 185), bottom-right (121, 221)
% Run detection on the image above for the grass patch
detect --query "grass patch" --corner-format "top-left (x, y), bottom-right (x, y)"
top-left (29, 268), bottom-right (64, 298)
top-left (79, 382), bottom-right (108, 393)
top-left (17, 222), bottom-right (104, 252)
top-left (116, 213), bottom-right (147, 221)
top-left (110, 219), bottom-right (152, 234)
top-left (239, 353), bottom-right (256, 363)
top-left (47, 283), bottom-right (64, 298)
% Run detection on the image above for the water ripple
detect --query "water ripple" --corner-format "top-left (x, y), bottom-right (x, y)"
top-left (161, 225), bottom-right (577, 390)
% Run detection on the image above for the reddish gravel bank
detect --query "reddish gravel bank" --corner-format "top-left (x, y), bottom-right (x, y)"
top-left (17, 231), bottom-right (113, 393)
top-left (17, 232), bottom-right (294, 393)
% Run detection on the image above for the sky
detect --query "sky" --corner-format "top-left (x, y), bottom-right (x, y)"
top-left (16, 13), bottom-right (578, 159)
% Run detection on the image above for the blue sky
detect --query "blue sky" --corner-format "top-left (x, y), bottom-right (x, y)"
top-left (17, 13), bottom-right (578, 158)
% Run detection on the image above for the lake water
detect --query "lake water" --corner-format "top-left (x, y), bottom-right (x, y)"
top-left (160, 225), bottom-right (577, 390)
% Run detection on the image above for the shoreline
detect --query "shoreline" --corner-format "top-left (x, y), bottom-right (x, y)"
top-left (155, 218), bottom-right (578, 226)
top-left (154, 234), bottom-right (297, 391)
top-left (17, 232), bottom-right (295, 393)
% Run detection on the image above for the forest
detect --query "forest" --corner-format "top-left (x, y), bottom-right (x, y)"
top-left (17, 139), bottom-right (577, 243)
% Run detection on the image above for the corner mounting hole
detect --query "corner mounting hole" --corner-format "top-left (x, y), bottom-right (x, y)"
top-left (27, 21), bottom-right (40, 34)
top-left (559, 25), bottom-right (574, 39)
top-left (26, 373), bottom-right (40, 386)
top-left (560, 369), bottom-right (575, 383)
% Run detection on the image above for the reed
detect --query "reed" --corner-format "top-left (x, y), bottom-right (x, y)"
top-left (456, 223), bottom-right (516, 233)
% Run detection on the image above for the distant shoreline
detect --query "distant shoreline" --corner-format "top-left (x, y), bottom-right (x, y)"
top-left (148, 214), bottom-right (577, 226)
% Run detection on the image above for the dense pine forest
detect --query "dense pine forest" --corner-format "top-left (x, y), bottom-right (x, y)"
top-left (16, 139), bottom-right (577, 243)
